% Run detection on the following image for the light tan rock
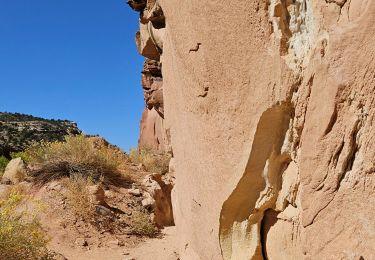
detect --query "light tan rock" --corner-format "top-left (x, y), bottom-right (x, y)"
top-left (128, 188), bottom-right (142, 197)
top-left (131, 0), bottom-right (375, 259)
top-left (143, 173), bottom-right (174, 227)
top-left (2, 158), bottom-right (26, 184)
top-left (139, 108), bottom-right (169, 151)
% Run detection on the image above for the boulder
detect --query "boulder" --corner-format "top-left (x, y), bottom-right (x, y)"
top-left (2, 158), bottom-right (26, 184)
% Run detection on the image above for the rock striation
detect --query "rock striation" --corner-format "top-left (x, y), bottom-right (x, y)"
top-left (130, 0), bottom-right (375, 259)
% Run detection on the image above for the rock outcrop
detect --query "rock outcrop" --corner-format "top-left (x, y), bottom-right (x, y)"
top-left (138, 59), bottom-right (170, 151)
top-left (0, 112), bottom-right (81, 157)
top-left (129, 0), bottom-right (169, 152)
top-left (2, 158), bottom-right (26, 184)
top-left (130, 0), bottom-right (375, 259)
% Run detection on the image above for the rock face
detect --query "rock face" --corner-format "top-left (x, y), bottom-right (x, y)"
top-left (142, 173), bottom-right (174, 227)
top-left (0, 112), bottom-right (81, 157)
top-left (2, 158), bottom-right (26, 184)
top-left (131, 0), bottom-right (375, 259)
top-left (129, 0), bottom-right (169, 151)
top-left (138, 59), bottom-right (170, 151)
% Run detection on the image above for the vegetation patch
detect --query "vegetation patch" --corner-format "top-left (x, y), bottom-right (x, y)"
top-left (0, 112), bottom-right (81, 158)
top-left (23, 135), bottom-right (131, 186)
top-left (130, 210), bottom-right (158, 237)
top-left (63, 176), bottom-right (95, 221)
top-left (0, 155), bottom-right (9, 175)
top-left (129, 146), bottom-right (170, 174)
top-left (0, 189), bottom-right (52, 260)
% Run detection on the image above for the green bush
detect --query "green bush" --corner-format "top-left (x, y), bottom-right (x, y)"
top-left (10, 152), bottom-right (30, 163)
top-left (0, 156), bottom-right (9, 173)
top-left (0, 189), bottom-right (52, 260)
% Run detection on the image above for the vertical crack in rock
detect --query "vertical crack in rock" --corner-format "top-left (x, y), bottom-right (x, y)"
top-left (269, 0), bottom-right (315, 70)
top-left (219, 103), bottom-right (294, 260)
top-left (337, 119), bottom-right (360, 187)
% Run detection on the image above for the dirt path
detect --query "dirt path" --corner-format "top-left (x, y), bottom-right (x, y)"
top-left (50, 227), bottom-right (179, 260)
top-left (126, 227), bottom-right (179, 260)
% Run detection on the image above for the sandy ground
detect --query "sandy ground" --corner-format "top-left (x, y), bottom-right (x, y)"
top-left (50, 227), bottom-right (178, 260)
top-left (128, 227), bottom-right (179, 260)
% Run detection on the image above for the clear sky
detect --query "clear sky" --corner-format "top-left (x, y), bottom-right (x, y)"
top-left (0, 0), bottom-right (144, 151)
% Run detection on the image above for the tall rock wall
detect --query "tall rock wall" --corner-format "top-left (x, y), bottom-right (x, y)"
top-left (130, 0), bottom-right (170, 152)
top-left (130, 0), bottom-right (375, 259)
top-left (138, 59), bottom-right (170, 151)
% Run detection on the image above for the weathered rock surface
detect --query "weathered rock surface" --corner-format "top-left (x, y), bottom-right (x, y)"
top-left (131, 0), bottom-right (375, 259)
top-left (130, 1), bottom-right (169, 152)
top-left (2, 158), bottom-right (26, 184)
top-left (142, 173), bottom-right (174, 227)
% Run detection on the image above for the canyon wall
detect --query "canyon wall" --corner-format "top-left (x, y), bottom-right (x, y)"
top-left (130, 0), bottom-right (169, 151)
top-left (130, 0), bottom-right (375, 259)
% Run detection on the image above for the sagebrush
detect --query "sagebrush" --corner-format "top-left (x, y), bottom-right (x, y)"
top-left (23, 135), bottom-right (130, 186)
top-left (63, 176), bottom-right (95, 221)
top-left (0, 189), bottom-right (52, 260)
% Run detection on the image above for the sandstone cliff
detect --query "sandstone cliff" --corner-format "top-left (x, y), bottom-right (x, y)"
top-left (129, 0), bottom-right (169, 151)
top-left (130, 0), bottom-right (375, 259)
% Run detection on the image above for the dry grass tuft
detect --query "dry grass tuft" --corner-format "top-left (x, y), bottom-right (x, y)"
top-left (130, 210), bottom-right (158, 237)
top-left (129, 146), bottom-right (170, 174)
top-left (63, 176), bottom-right (95, 221)
top-left (22, 135), bottom-right (131, 186)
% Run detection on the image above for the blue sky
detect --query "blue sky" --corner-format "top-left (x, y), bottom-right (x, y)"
top-left (0, 0), bottom-right (144, 151)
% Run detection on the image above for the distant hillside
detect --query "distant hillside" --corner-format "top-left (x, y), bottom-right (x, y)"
top-left (0, 112), bottom-right (81, 157)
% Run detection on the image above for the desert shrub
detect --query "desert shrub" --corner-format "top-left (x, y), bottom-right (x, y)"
top-left (0, 156), bottom-right (9, 173)
top-left (130, 211), bottom-right (157, 237)
top-left (63, 176), bottom-right (121, 232)
top-left (129, 146), bottom-right (170, 174)
top-left (25, 135), bottom-right (130, 186)
top-left (0, 189), bottom-right (52, 260)
top-left (63, 176), bottom-right (95, 221)
top-left (10, 151), bottom-right (30, 163)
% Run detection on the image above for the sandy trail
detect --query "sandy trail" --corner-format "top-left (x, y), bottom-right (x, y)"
top-left (51, 227), bottom-right (179, 260)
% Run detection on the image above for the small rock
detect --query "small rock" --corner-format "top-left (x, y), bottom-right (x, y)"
top-left (107, 239), bottom-right (120, 248)
top-left (75, 238), bottom-right (88, 247)
top-left (46, 181), bottom-right (63, 192)
top-left (141, 193), bottom-right (155, 209)
top-left (95, 205), bottom-right (114, 217)
top-left (128, 188), bottom-right (142, 197)
top-left (123, 258), bottom-right (136, 260)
